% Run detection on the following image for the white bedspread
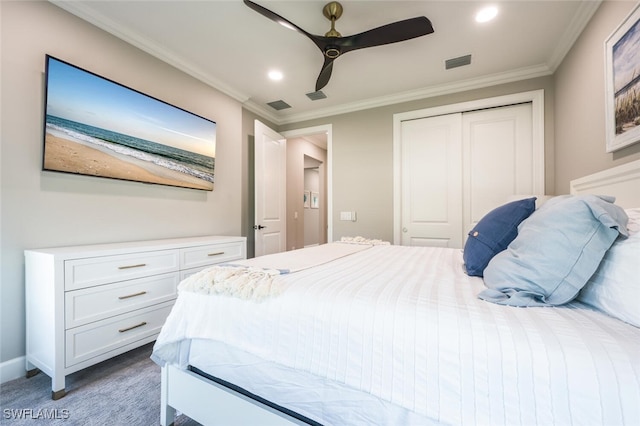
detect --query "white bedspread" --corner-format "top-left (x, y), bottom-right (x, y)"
top-left (178, 242), bottom-right (373, 300)
top-left (153, 244), bottom-right (640, 425)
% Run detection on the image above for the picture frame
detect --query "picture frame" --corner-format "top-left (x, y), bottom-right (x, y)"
top-left (604, 3), bottom-right (640, 153)
top-left (304, 190), bottom-right (310, 208)
top-left (311, 192), bottom-right (319, 209)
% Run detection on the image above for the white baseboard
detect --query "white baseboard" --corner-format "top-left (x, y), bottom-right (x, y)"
top-left (1, 356), bottom-right (25, 384)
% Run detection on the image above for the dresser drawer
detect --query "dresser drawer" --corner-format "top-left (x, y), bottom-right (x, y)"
top-left (65, 302), bottom-right (173, 367)
top-left (65, 250), bottom-right (179, 291)
top-left (65, 272), bottom-right (179, 328)
top-left (180, 242), bottom-right (244, 270)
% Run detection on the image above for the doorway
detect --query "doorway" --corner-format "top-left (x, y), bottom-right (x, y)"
top-left (283, 131), bottom-right (328, 251)
top-left (248, 123), bottom-right (332, 258)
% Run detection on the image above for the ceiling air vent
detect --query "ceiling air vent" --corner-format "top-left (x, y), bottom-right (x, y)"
top-left (445, 54), bottom-right (472, 70)
top-left (306, 90), bottom-right (327, 101)
top-left (267, 100), bottom-right (291, 110)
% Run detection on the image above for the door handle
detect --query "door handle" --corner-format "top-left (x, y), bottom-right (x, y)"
top-left (253, 225), bottom-right (267, 230)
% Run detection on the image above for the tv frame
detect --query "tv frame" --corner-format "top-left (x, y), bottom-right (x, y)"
top-left (42, 55), bottom-right (216, 191)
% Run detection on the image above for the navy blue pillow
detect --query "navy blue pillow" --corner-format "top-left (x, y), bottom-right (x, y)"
top-left (463, 197), bottom-right (536, 277)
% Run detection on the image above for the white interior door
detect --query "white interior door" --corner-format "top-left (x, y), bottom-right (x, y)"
top-left (254, 120), bottom-right (286, 257)
top-left (400, 113), bottom-right (463, 247)
top-left (462, 103), bottom-right (534, 240)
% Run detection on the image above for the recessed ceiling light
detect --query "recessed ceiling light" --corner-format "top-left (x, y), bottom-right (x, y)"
top-left (268, 70), bottom-right (283, 81)
top-left (476, 6), bottom-right (498, 23)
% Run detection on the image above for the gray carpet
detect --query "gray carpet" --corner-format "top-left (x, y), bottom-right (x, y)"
top-left (0, 343), bottom-right (199, 425)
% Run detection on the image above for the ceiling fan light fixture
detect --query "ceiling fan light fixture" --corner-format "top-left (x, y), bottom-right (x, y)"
top-left (475, 6), bottom-right (498, 23)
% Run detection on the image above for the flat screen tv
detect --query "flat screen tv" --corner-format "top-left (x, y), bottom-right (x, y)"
top-left (42, 55), bottom-right (216, 191)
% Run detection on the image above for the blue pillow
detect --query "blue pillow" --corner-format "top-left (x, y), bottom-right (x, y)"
top-left (479, 195), bottom-right (629, 307)
top-left (463, 197), bottom-right (536, 277)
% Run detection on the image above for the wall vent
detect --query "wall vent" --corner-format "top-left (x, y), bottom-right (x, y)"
top-left (445, 54), bottom-right (472, 70)
top-left (267, 100), bottom-right (291, 110)
top-left (306, 91), bottom-right (327, 101)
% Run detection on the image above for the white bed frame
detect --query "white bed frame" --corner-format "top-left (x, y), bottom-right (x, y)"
top-left (570, 159), bottom-right (640, 208)
top-left (160, 159), bottom-right (640, 426)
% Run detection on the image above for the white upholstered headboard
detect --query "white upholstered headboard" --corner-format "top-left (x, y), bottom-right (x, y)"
top-left (570, 159), bottom-right (640, 209)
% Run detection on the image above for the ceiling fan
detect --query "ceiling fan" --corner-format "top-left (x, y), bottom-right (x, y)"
top-left (244, 0), bottom-right (435, 91)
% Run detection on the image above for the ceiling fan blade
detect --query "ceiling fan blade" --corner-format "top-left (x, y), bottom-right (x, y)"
top-left (315, 57), bottom-right (335, 92)
top-left (244, 0), bottom-right (323, 49)
top-left (335, 16), bottom-right (434, 54)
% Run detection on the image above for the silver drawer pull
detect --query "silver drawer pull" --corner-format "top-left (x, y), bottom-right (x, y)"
top-left (207, 251), bottom-right (225, 257)
top-left (118, 263), bottom-right (147, 270)
top-left (118, 291), bottom-right (147, 300)
top-left (118, 322), bottom-right (147, 333)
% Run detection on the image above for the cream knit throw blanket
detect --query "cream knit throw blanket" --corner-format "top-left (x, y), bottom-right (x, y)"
top-left (178, 238), bottom-right (388, 301)
top-left (178, 265), bottom-right (282, 301)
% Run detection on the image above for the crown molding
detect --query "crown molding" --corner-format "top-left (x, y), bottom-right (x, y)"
top-left (275, 64), bottom-right (553, 125)
top-left (546, 0), bottom-right (602, 71)
top-left (50, 0), bottom-right (251, 104)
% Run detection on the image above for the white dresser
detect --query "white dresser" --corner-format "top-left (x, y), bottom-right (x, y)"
top-left (25, 235), bottom-right (246, 399)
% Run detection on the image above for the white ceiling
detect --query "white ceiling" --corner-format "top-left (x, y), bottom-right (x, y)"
top-left (51, 0), bottom-right (602, 125)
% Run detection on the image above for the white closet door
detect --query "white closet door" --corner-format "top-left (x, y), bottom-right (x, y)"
top-left (462, 103), bottom-right (533, 241)
top-left (400, 113), bottom-right (463, 247)
top-left (399, 102), bottom-right (535, 249)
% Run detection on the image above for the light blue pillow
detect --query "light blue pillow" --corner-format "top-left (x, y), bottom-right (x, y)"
top-left (463, 197), bottom-right (536, 277)
top-left (478, 195), bottom-right (628, 307)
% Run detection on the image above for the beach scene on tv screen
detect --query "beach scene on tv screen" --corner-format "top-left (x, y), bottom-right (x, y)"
top-left (43, 57), bottom-right (216, 191)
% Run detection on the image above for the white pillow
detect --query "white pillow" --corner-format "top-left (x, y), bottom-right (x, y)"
top-left (624, 207), bottom-right (640, 236)
top-left (577, 208), bottom-right (640, 327)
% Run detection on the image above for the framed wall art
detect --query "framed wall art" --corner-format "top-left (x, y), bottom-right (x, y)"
top-left (604, 3), bottom-right (640, 152)
top-left (304, 190), bottom-right (310, 208)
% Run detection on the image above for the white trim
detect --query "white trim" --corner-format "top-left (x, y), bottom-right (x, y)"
top-left (281, 125), bottom-right (333, 243)
top-left (1, 356), bottom-right (25, 385)
top-left (392, 90), bottom-right (545, 245)
top-left (546, 1), bottom-right (601, 71)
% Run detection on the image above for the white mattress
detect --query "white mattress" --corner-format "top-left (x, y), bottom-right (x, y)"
top-left (153, 244), bottom-right (640, 425)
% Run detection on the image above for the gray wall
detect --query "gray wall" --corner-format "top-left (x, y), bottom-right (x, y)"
top-left (554, 0), bottom-right (640, 194)
top-left (280, 77), bottom-right (556, 243)
top-left (1, 2), bottom-right (244, 363)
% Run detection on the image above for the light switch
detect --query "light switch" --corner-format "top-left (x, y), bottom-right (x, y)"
top-left (340, 211), bottom-right (357, 221)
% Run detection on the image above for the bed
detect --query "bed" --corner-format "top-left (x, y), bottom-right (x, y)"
top-left (153, 160), bottom-right (640, 426)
